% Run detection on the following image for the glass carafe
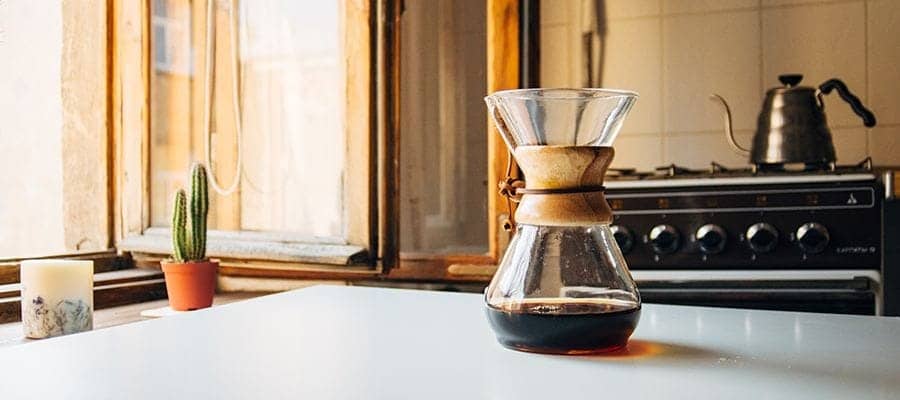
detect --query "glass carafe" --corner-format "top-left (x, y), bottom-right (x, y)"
top-left (484, 88), bottom-right (640, 355)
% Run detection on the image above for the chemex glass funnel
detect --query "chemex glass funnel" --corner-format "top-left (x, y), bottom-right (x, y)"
top-left (485, 88), bottom-right (637, 149)
top-left (483, 88), bottom-right (640, 355)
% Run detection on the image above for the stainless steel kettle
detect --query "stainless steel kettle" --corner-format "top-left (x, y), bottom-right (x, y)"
top-left (711, 74), bottom-right (876, 169)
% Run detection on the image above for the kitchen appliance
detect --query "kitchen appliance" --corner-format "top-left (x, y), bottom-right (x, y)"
top-left (604, 159), bottom-right (898, 316)
top-left (711, 74), bottom-right (877, 169)
top-left (483, 88), bottom-right (641, 354)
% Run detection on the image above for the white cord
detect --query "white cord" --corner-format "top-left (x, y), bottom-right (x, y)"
top-left (202, 0), bottom-right (243, 196)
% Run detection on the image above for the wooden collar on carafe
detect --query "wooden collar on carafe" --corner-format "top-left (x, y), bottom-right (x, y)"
top-left (499, 146), bottom-right (614, 229)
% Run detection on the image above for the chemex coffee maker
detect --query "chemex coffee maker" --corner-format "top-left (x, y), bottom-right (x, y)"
top-left (483, 88), bottom-right (640, 355)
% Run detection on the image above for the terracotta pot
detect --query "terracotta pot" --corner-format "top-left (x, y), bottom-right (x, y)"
top-left (160, 260), bottom-right (218, 311)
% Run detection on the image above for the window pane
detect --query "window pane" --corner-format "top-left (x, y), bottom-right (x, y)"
top-left (150, 0), bottom-right (344, 239)
top-left (399, 0), bottom-right (489, 254)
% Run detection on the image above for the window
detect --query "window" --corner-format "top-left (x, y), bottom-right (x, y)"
top-left (150, 0), bottom-right (344, 236)
top-left (114, 0), bottom-right (517, 280)
top-left (399, 0), bottom-right (489, 255)
top-left (0, 0), bottom-right (520, 298)
top-left (385, 0), bottom-right (518, 280)
top-left (118, 0), bottom-right (375, 267)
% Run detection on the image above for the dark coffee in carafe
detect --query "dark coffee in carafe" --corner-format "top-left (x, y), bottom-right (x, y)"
top-left (485, 298), bottom-right (641, 354)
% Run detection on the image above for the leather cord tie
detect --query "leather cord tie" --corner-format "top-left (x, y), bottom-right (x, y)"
top-left (498, 176), bottom-right (525, 232)
top-left (498, 177), bottom-right (525, 202)
top-left (498, 177), bottom-right (607, 232)
top-left (516, 186), bottom-right (606, 195)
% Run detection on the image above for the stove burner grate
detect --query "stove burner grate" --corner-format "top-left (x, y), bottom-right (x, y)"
top-left (608, 157), bottom-right (874, 181)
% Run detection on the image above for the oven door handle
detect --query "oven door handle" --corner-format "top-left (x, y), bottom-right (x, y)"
top-left (630, 270), bottom-right (882, 314)
top-left (637, 276), bottom-right (872, 291)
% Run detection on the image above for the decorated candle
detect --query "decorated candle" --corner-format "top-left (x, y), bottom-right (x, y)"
top-left (20, 260), bottom-right (93, 339)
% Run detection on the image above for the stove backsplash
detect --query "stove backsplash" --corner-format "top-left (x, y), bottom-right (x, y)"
top-left (539, 0), bottom-right (900, 170)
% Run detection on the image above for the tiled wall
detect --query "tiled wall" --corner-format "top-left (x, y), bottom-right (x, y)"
top-left (541, 0), bottom-right (900, 170)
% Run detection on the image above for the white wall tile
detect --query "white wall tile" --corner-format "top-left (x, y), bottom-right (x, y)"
top-left (663, 10), bottom-right (762, 133)
top-left (664, 0), bottom-right (758, 14)
top-left (762, 2), bottom-right (867, 128)
top-left (539, 0), bottom-right (900, 169)
top-left (666, 131), bottom-right (754, 168)
top-left (605, 0), bottom-right (660, 19)
top-left (611, 134), bottom-right (664, 170)
top-left (830, 128), bottom-right (869, 164)
top-left (869, 126), bottom-right (900, 166)
top-left (540, 26), bottom-right (573, 87)
top-left (868, 0), bottom-right (900, 125)
top-left (603, 18), bottom-right (662, 134)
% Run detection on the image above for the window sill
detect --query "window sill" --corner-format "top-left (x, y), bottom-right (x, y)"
top-left (119, 228), bottom-right (369, 266)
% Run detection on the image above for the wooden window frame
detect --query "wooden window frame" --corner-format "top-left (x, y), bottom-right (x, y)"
top-left (1, 0), bottom-right (520, 290)
top-left (384, 0), bottom-right (519, 282)
top-left (109, 0), bottom-right (520, 282)
top-left (112, 0), bottom-right (380, 277)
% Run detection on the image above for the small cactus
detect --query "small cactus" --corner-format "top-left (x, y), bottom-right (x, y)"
top-left (171, 189), bottom-right (189, 262)
top-left (189, 164), bottom-right (209, 260)
top-left (171, 163), bottom-right (210, 262)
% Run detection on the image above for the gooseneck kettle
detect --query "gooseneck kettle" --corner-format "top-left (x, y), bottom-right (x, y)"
top-left (711, 74), bottom-right (877, 169)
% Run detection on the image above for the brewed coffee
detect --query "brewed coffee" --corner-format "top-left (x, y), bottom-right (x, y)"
top-left (485, 298), bottom-right (640, 354)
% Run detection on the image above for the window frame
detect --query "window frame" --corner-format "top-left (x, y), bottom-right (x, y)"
top-left (112, 0), bottom-right (380, 272)
top-left (111, 0), bottom-right (521, 281)
top-left (383, 0), bottom-right (519, 282)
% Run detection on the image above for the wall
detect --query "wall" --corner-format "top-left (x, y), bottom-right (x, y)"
top-left (541, 0), bottom-right (900, 170)
top-left (0, 1), bottom-right (109, 258)
top-left (0, 1), bottom-right (67, 258)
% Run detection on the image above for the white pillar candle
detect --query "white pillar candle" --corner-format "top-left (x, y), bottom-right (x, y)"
top-left (20, 260), bottom-right (93, 339)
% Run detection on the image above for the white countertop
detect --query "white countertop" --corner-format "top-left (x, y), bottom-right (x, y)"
top-left (0, 285), bottom-right (898, 399)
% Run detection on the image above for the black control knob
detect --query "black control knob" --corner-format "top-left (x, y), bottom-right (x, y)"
top-left (610, 225), bottom-right (634, 254)
top-left (746, 223), bottom-right (779, 253)
top-left (649, 224), bottom-right (680, 255)
top-left (696, 224), bottom-right (727, 254)
top-left (796, 222), bottom-right (830, 254)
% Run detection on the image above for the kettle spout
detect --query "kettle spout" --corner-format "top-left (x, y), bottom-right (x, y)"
top-left (709, 94), bottom-right (751, 156)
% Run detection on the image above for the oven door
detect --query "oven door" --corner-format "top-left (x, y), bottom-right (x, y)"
top-left (632, 270), bottom-right (882, 316)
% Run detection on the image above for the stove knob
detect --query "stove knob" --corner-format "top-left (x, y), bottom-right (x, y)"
top-left (796, 222), bottom-right (830, 254)
top-left (610, 225), bottom-right (634, 254)
top-left (649, 224), bottom-right (680, 255)
top-left (746, 223), bottom-right (779, 253)
top-left (696, 224), bottom-right (727, 254)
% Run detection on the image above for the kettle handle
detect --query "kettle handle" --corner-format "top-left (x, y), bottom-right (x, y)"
top-left (819, 79), bottom-right (877, 127)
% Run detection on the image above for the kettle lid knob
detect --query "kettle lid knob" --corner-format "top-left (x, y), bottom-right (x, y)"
top-left (778, 74), bottom-right (804, 87)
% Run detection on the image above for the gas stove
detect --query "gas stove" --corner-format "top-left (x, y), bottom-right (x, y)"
top-left (603, 157), bottom-right (899, 316)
